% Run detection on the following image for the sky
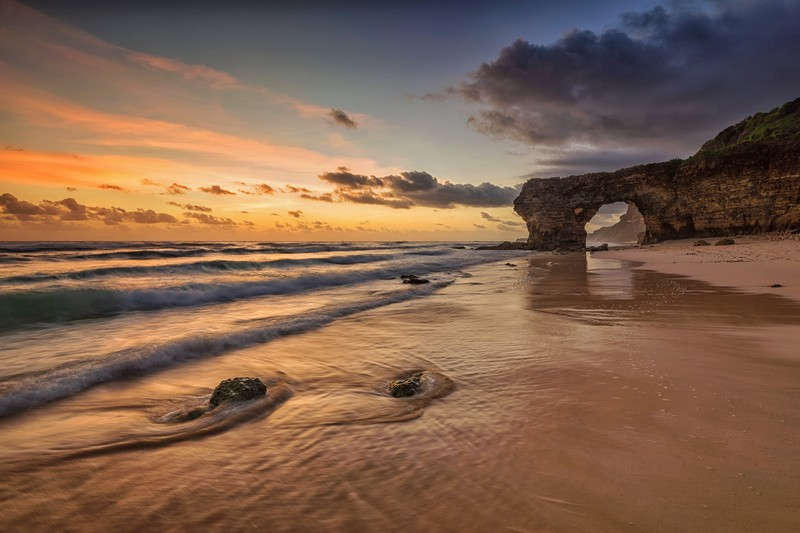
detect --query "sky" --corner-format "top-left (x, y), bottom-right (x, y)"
top-left (1, 0), bottom-right (799, 241)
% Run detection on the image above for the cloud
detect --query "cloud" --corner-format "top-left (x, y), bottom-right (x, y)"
top-left (301, 192), bottom-right (334, 203)
top-left (199, 185), bottom-right (236, 195)
top-left (165, 183), bottom-right (191, 195)
top-left (183, 212), bottom-right (237, 225)
top-left (98, 183), bottom-right (126, 191)
top-left (254, 183), bottom-right (276, 195)
top-left (480, 211), bottom-right (502, 223)
top-left (168, 201), bottom-right (212, 212)
top-left (288, 210), bottom-right (303, 218)
top-left (284, 185), bottom-right (313, 194)
top-left (66, 187), bottom-right (77, 192)
top-left (0, 193), bottom-right (178, 225)
top-left (141, 178), bottom-right (162, 186)
top-left (451, 1), bottom-right (800, 153)
top-left (473, 224), bottom-right (487, 229)
top-left (497, 221), bottom-right (526, 232)
top-left (329, 108), bottom-right (358, 129)
top-left (311, 167), bottom-right (518, 209)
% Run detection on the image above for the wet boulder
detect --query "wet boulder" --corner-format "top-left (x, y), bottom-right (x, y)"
top-left (694, 240), bottom-right (711, 246)
top-left (715, 237), bottom-right (736, 246)
top-left (388, 373), bottom-right (423, 398)
top-left (210, 377), bottom-right (267, 407)
top-left (400, 274), bottom-right (430, 284)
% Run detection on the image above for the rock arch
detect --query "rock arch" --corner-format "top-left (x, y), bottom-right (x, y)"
top-left (513, 142), bottom-right (800, 250)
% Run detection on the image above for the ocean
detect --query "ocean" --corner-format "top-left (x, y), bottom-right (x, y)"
top-left (1, 241), bottom-right (799, 531)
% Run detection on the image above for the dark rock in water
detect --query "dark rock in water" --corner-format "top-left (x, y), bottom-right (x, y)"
top-left (694, 240), bottom-right (711, 246)
top-left (715, 237), bottom-right (735, 246)
top-left (770, 283), bottom-right (783, 287)
top-left (400, 274), bottom-right (418, 279)
top-left (505, 262), bottom-right (517, 267)
top-left (389, 373), bottom-right (423, 398)
top-left (586, 243), bottom-right (609, 252)
top-left (403, 277), bottom-right (430, 285)
top-left (210, 377), bottom-right (267, 407)
top-left (452, 245), bottom-right (466, 249)
top-left (476, 241), bottom-right (531, 250)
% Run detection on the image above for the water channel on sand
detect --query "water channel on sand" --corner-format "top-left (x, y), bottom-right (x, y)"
top-left (1, 254), bottom-right (798, 531)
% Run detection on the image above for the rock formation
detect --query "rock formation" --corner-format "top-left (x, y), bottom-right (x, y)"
top-left (388, 373), bottom-right (423, 398)
top-left (587, 203), bottom-right (646, 244)
top-left (210, 377), bottom-right (267, 407)
top-left (514, 98), bottom-right (800, 250)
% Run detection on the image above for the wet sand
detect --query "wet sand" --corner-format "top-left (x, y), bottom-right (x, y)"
top-left (1, 251), bottom-right (799, 531)
top-left (604, 233), bottom-right (800, 302)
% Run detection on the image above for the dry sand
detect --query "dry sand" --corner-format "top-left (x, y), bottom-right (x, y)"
top-left (603, 232), bottom-right (800, 303)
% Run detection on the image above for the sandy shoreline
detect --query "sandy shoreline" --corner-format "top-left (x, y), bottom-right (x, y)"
top-left (601, 232), bottom-right (800, 302)
top-left (2, 248), bottom-right (800, 531)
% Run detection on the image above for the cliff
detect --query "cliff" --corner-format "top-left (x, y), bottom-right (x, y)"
top-left (587, 203), bottom-right (645, 244)
top-left (514, 99), bottom-right (800, 250)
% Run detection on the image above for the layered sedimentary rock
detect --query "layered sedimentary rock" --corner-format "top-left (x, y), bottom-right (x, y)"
top-left (587, 203), bottom-right (646, 244)
top-left (514, 140), bottom-right (800, 250)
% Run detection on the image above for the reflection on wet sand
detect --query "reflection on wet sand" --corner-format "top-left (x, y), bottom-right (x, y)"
top-left (526, 252), bottom-right (800, 327)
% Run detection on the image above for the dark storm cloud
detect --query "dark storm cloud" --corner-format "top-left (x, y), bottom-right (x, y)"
top-left (312, 168), bottom-right (518, 209)
top-left (199, 185), bottom-right (236, 195)
top-left (329, 108), bottom-right (357, 129)
top-left (453, 1), bottom-right (800, 151)
top-left (0, 193), bottom-right (179, 225)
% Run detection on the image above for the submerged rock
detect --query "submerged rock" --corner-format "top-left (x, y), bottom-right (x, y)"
top-left (715, 237), bottom-right (736, 246)
top-left (586, 243), bottom-right (609, 252)
top-left (210, 377), bottom-right (267, 407)
top-left (401, 274), bottom-right (430, 284)
top-left (505, 262), bottom-right (517, 267)
top-left (694, 239), bottom-right (711, 246)
top-left (388, 373), bottom-right (423, 398)
top-left (770, 283), bottom-right (783, 288)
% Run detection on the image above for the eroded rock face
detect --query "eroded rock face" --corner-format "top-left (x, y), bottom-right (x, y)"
top-left (210, 377), bottom-right (267, 407)
top-left (514, 141), bottom-right (800, 250)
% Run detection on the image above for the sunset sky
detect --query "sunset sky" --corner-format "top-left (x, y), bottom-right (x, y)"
top-left (2, 0), bottom-right (799, 241)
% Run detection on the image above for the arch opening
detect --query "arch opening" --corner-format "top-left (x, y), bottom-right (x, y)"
top-left (585, 202), bottom-right (646, 245)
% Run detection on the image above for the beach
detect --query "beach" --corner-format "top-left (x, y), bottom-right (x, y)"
top-left (604, 233), bottom-right (800, 303)
top-left (0, 239), bottom-right (799, 531)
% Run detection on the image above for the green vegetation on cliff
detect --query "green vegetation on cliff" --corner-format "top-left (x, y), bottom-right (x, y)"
top-left (698, 97), bottom-right (800, 153)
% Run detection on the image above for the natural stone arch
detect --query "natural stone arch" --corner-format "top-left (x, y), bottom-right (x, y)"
top-left (513, 142), bottom-right (800, 250)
